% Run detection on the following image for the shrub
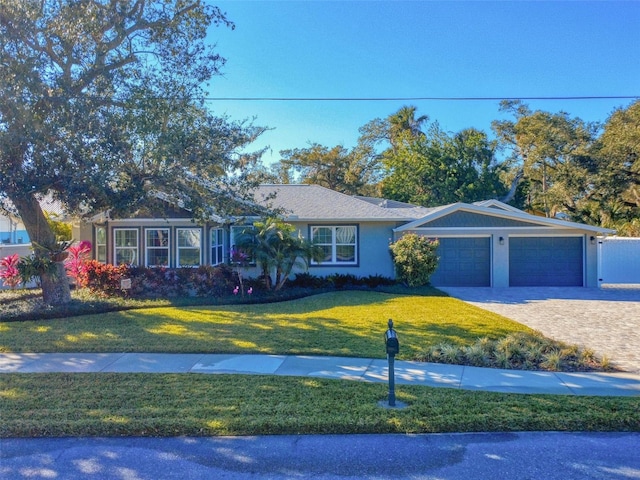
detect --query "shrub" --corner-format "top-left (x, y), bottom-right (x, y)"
top-left (326, 273), bottom-right (360, 289)
top-left (190, 265), bottom-right (237, 297)
top-left (0, 254), bottom-right (22, 288)
top-left (80, 260), bottom-right (129, 296)
top-left (416, 331), bottom-right (611, 372)
top-left (389, 234), bottom-right (439, 287)
top-left (64, 241), bottom-right (92, 285)
top-left (288, 273), bottom-right (328, 289)
top-left (362, 274), bottom-right (396, 288)
top-left (126, 266), bottom-right (190, 298)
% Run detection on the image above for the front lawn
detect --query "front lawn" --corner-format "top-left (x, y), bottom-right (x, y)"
top-left (1, 373), bottom-right (638, 437)
top-left (0, 290), bottom-right (530, 359)
top-left (1, 288), bottom-right (637, 438)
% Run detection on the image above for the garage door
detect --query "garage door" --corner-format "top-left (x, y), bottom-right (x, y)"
top-left (430, 237), bottom-right (491, 287)
top-left (509, 237), bottom-right (583, 286)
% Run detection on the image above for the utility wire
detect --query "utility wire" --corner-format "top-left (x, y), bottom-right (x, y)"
top-left (202, 95), bottom-right (639, 102)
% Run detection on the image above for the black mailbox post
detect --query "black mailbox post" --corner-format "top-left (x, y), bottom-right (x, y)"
top-left (384, 319), bottom-right (399, 407)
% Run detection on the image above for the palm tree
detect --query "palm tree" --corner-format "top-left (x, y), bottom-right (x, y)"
top-left (235, 217), bottom-right (324, 291)
top-left (388, 106), bottom-right (429, 150)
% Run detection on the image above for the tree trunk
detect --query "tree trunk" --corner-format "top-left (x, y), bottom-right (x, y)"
top-left (11, 193), bottom-right (72, 305)
top-left (500, 169), bottom-right (523, 204)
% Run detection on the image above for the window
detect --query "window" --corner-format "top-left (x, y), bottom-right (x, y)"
top-left (230, 225), bottom-right (254, 264)
top-left (311, 225), bottom-right (357, 265)
top-left (177, 228), bottom-right (201, 267)
top-left (211, 228), bottom-right (225, 266)
top-left (145, 228), bottom-right (170, 267)
top-left (95, 227), bottom-right (107, 263)
top-left (114, 229), bottom-right (138, 266)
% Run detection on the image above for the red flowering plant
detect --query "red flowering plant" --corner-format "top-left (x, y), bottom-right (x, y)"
top-left (64, 241), bottom-right (92, 287)
top-left (79, 260), bottom-right (129, 296)
top-left (0, 254), bottom-right (22, 289)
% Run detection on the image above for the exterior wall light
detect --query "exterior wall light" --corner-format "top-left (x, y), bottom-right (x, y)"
top-left (499, 236), bottom-right (504, 245)
top-left (590, 236), bottom-right (596, 245)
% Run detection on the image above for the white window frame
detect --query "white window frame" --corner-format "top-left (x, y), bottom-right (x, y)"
top-left (114, 228), bottom-right (139, 266)
top-left (230, 225), bottom-right (255, 264)
top-left (145, 228), bottom-right (171, 267)
top-left (310, 225), bottom-right (358, 265)
top-left (210, 227), bottom-right (225, 266)
top-left (176, 228), bottom-right (202, 267)
top-left (95, 226), bottom-right (107, 263)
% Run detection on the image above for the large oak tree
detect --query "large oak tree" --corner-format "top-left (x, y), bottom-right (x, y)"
top-left (0, 1), bottom-right (264, 304)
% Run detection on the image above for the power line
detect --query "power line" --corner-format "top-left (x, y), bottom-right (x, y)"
top-left (202, 95), bottom-right (639, 102)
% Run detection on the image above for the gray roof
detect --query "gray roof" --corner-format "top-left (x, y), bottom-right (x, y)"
top-left (395, 201), bottom-right (616, 234)
top-left (252, 185), bottom-right (431, 221)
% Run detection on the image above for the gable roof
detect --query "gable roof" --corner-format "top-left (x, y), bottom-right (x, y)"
top-left (394, 202), bottom-right (616, 234)
top-left (472, 199), bottom-right (523, 213)
top-left (252, 184), bottom-right (431, 222)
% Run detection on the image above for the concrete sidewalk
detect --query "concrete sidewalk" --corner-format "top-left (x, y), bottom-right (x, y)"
top-left (2, 352), bottom-right (639, 396)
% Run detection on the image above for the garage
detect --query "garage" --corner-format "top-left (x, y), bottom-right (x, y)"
top-left (509, 237), bottom-right (584, 286)
top-left (430, 237), bottom-right (491, 287)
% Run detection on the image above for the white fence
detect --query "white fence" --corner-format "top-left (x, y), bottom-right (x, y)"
top-left (598, 237), bottom-right (640, 287)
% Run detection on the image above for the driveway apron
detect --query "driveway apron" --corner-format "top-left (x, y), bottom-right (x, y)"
top-left (439, 287), bottom-right (640, 374)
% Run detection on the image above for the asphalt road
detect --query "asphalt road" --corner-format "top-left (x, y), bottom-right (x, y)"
top-left (2, 432), bottom-right (639, 479)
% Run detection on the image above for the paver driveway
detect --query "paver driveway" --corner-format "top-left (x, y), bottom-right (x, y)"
top-left (439, 287), bottom-right (640, 374)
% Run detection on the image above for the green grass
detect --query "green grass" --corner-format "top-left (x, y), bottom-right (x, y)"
top-left (0, 291), bottom-right (531, 359)
top-left (2, 373), bottom-right (638, 437)
top-left (2, 289), bottom-right (635, 438)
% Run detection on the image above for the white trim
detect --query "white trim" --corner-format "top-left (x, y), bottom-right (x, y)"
top-left (394, 203), bottom-right (615, 234)
top-left (405, 233), bottom-right (492, 238)
top-left (176, 227), bottom-right (202, 267)
top-left (144, 227), bottom-right (171, 267)
top-left (114, 228), bottom-right (139, 266)
top-left (507, 233), bottom-right (585, 238)
top-left (472, 199), bottom-right (523, 212)
top-left (95, 226), bottom-right (107, 263)
top-left (210, 227), bottom-right (225, 266)
top-left (105, 218), bottom-right (188, 224)
top-left (310, 225), bottom-right (358, 266)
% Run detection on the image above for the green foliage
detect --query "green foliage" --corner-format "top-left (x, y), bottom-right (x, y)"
top-left (0, 0), bottom-right (265, 305)
top-left (581, 100), bottom-right (640, 233)
top-left (234, 217), bottom-right (325, 291)
top-left (45, 213), bottom-right (72, 241)
top-left (381, 124), bottom-right (507, 206)
top-left (190, 265), bottom-right (238, 298)
top-left (78, 262), bottom-right (242, 299)
top-left (417, 331), bottom-right (613, 372)
top-left (276, 143), bottom-right (382, 196)
top-left (492, 100), bottom-right (597, 217)
top-left (16, 255), bottom-right (57, 284)
top-left (326, 273), bottom-right (360, 289)
top-left (80, 261), bottom-right (130, 297)
top-left (389, 234), bottom-right (439, 287)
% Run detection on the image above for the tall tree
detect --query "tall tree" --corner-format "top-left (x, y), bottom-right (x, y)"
top-left (0, 1), bottom-right (264, 304)
top-left (583, 100), bottom-right (640, 234)
top-left (387, 105), bottom-right (429, 150)
top-left (381, 124), bottom-right (507, 206)
top-left (358, 105), bottom-right (428, 153)
top-left (492, 100), bottom-right (596, 217)
top-left (234, 217), bottom-right (324, 291)
top-left (276, 143), bottom-right (381, 196)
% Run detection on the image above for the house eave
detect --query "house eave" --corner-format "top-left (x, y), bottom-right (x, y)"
top-left (393, 203), bottom-right (616, 235)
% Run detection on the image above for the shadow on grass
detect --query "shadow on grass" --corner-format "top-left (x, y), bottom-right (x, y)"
top-left (0, 290), bottom-right (524, 360)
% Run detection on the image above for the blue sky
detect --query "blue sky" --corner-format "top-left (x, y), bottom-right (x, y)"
top-left (207, 1), bottom-right (640, 164)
